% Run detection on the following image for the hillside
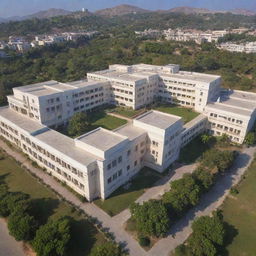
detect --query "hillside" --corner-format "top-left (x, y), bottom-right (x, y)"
top-left (0, 8), bottom-right (71, 23)
top-left (95, 4), bottom-right (149, 16)
top-left (166, 6), bottom-right (214, 14)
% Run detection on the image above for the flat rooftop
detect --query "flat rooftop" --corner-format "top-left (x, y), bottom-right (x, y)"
top-left (115, 124), bottom-right (146, 140)
top-left (34, 129), bottom-right (99, 165)
top-left (220, 97), bottom-right (256, 111)
top-left (205, 103), bottom-right (253, 117)
top-left (0, 107), bottom-right (46, 134)
top-left (76, 128), bottom-right (127, 151)
top-left (228, 90), bottom-right (256, 103)
top-left (13, 80), bottom-right (105, 97)
top-left (159, 71), bottom-right (220, 84)
top-left (135, 110), bottom-right (182, 129)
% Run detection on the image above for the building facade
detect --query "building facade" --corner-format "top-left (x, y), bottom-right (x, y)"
top-left (0, 63), bottom-right (256, 201)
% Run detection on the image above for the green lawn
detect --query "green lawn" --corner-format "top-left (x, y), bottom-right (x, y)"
top-left (179, 136), bottom-right (210, 164)
top-left (110, 107), bottom-right (145, 118)
top-left (153, 104), bottom-right (199, 124)
top-left (0, 153), bottom-right (106, 256)
top-left (89, 110), bottom-right (127, 130)
top-left (220, 157), bottom-right (256, 256)
top-left (94, 168), bottom-right (162, 216)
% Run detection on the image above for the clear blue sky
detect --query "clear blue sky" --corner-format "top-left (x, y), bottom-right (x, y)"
top-left (1, 0), bottom-right (256, 18)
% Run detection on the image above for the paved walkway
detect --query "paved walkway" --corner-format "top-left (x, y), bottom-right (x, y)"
top-left (1, 139), bottom-right (255, 256)
top-left (107, 112), bottom-right (132, 122)
top-left (0, 218), bottom-right (26, 256)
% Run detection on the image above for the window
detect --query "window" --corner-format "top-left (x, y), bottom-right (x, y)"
top-left (112, 160), bottom-right (117, 167)
top-left (134, 160), bottom-right (137, 167)
top-left (127, 150), bottom-right (131, 156)
top-left (107, 163), bottom-right (111, 170)
top-left (113, 173), bottom-right (117, 180)
top-left (118, 170), bottom-right (122, 176)
top-left (135, 145), bottom-right (138, 151)
top-left (108, 177), bottom-right (112, 184)
top-left (127, 165), bottom-right (130, 171)
top-left (118, 156), bottom-right (122, 163)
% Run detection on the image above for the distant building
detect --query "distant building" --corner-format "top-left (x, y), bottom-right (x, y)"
top-left (218, 42), bottom-right (256, 53)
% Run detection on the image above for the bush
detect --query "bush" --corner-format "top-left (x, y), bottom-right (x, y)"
top-left (138, 235), bottom-right (150, 247)
top-left (244, 132), bottom-right (256, 146)
top-left (230, 187), bottom-right (239, 195)
top-left (90, 242), bottom-right (122, 256)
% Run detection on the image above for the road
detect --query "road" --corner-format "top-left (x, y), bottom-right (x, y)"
top-left (0, 218), bottom-right (26, 256)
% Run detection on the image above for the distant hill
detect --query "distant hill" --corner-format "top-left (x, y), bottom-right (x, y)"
top-left (24, 8), bottom-right (71, 20)
top-left (0, 8), bottom-right (72, 23)
top-left (95, 4), bottom-right (149, 17)
top-left (165, 6), bottom-right (214, 14)
top-left (230, 9), bottom-right (256, 16)
top-left (163, 6), bottom-right (255, 16)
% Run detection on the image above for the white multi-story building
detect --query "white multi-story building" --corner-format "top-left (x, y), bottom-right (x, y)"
top-left (218, 42), bottom-right (256, 53)
top-left (0, 63), bottom-right (255, 201)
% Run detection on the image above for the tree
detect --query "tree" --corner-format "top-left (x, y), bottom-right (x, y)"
top-left (67, 112), bottom-right (89, 137)
top-left (8, 211), bottom-right (38, 241)
top-left (244, 132), bottom-right (256, 146)
top-left (0, 192), bottom-right (29, 217)
top-left (32, 217), bottom-right (71, 256)
top-left (90, 242), bottom-right (122, 256)
top-left (163, 174), bottom-right (201, 216)
top-left (201, 134), bottom-right (213, 145)
top-left (193, 168), bottom-right (214, 191)
top-left (201, 149), bottom-right (234, 172)
top-left (187, 212), bottom-right (226, 256)
top-left (130, 200), bottom-right (170, 237)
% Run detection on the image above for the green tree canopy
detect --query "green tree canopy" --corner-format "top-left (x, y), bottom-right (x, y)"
top-left (188, 212), bottom-right (226, 256)
top-left (8, 210), bottom-right (38, 241)
top-left (67, 112), bottom-right (89, 137)
top-left (163, 173), bottom-right (201, 216)
top-left (32, 217), bottom-right (71, 256)
top-left (130, 200), bottom-right (170, 237)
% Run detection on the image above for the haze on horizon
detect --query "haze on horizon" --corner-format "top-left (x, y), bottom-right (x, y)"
top-left (0, 0), bottom-right (256, 18)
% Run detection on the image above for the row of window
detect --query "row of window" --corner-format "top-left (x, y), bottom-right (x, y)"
top-left (72, 87), bottom-right (103, 98)
top-left (209, 113), bottom-right (243, 125)
top-left (107, 169), bottom-right (123, 184)
top-left (20, 134), bottom-right (84, 178)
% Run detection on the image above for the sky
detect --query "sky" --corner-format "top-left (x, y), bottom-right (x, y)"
top-left (0, 0), bottom-right (256, 18)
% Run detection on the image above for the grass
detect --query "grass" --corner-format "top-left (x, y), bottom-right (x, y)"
top-left (94, 168), bottom-right (162, 216)
top-left (153, 103), bottom-right (200, 123)
top-left (220, 156), bottom-right (256, 256)
top-left (179, 136), bottom-right (210, 164)
top-left (0, 153), bottom-right (106, 256)
top-left (110, 106), bottom-right (145, 118)
top-left (88, 110), bottom-right (127, 130)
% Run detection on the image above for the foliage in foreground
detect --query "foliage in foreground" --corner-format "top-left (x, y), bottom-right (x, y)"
top-left (32, 217), bottom-right (71, 256)
top-left (130, 200), bottom-right (170, 237)
top-left (90, 242), bottom-right (122, 256)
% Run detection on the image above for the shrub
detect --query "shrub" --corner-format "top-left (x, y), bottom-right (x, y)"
top-left (230, 187), bottom-right (239, 195)
top-left (244, 132), bottom-right (256, 146)
top-left (90, 242), bottom-right (122, 256)
top-left (138, 235), bottom-right (150, 247)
